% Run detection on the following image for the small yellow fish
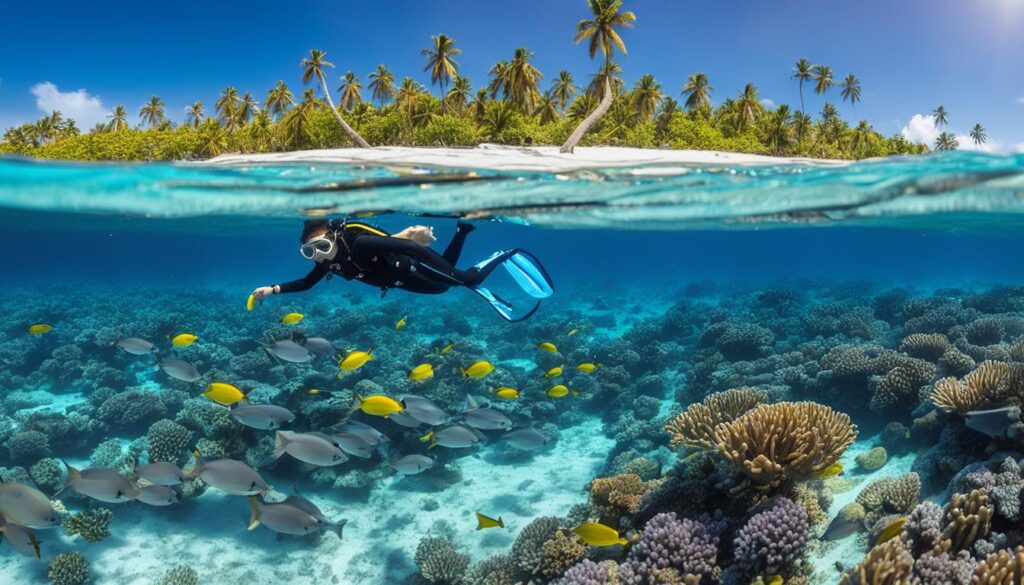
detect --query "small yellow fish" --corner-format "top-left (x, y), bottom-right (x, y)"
top-left (203, 382), bottom-right (246, 406)
top-left (573, 522), bottom-right (627, 547)
top-left (246, 294), bottom-right (256, 311)
top-left (765, 576), bottom-right (784, 585)
top-left (395, 316), bottom-right (407, 330)
top-left (493, 387), bottom-right (520, 400)
top-left (408, 363), bottom-right (435, 381)
top-left (476, 512), bottom-right (505, 530)
top-left (307, 388), bottom-right (321, 396)
top-left (339, 350), bottom-right (373, 371)
top-left (873, 516), bottom-right (908, 546)
top-left (351, 394), bottom-right (403, 417)
top-left (27, 323), bottom-right (52, 335)
top-left (171, 333), bottom-right (198, 347)
top-left (576, 363), bottom-right (599, 374)
top-left (461, 361), bottom-right (494, 379)
top-left (440, 342), bottom-right (455, 355)
top-left (567, 327), bottom-right (581, 336)
top-left (544, 366), bottom-right (564, 378)
top-left (547, 384), bottom-right (578, 398)
top-left (813, 462), bottom-right (844, 479)
top-left (537, 342), bottom-right (558, 353)
top-left (281, 312), bottom-right (304, 324)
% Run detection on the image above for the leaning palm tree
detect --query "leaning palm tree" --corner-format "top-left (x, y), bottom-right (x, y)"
top-left (587, 59), bottom-right (624, 96)
top-left (108, 105), bottom-right (129, 131)
top-left (216, 86), bottom-right (240, 126)
top-left (631, 74), bottom-right (661, 120)
top-left (838, 74), bottom-right (861, 106)
top-left (970, 123), bottom-right (986, 146)
top-left (733, 83), bottom-right (760, 132)
top-left (265, 81), bottom-right (295, 120)
top-left (185, 101), bottom-right (205, 128)
top-left (300, 49), bottom-right (370, 147)
top-left (368, 65), bottom-right (396, 106)
top-left (561, 0), bottom-right (636, 153)
top-left (139, 94), bottom-right (165, 128)
top-left (932, 105), bottom-right (948, 128)
top-left (549, 71), bottom-right (576, 110)
top-left (935, 131), bottom-right (958, 151)
top-left (812, 65), bottom-right (834, 96)
top-left (445, 75), bottom-right (473, 113)
top-left (338, 71), bottom-right (362, 111)
top-left (421, 34), bottom-right (461, 98)
top-left (506, 47), bottom-right (543, 112)
top-left (682, 72), bottom-right (712, 111)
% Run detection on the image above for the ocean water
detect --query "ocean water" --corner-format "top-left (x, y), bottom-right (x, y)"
top-left (1, 152), bottom-right (1024, 584)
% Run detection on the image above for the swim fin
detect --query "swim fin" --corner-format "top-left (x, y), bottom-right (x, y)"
top-left (470, 249), bottom-right (553, 322)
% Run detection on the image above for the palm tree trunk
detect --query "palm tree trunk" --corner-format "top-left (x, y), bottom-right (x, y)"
top-left (318, 77), bottom-right (372, 148)
top-left (560, 77), bottom-right (613, 154)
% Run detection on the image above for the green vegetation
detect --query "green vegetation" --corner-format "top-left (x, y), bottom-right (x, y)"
top-left (2, 1), bottom-right (932, 161)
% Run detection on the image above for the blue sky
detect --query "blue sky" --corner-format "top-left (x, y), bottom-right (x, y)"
top-left (2, 0), bottom-right (1023, 151)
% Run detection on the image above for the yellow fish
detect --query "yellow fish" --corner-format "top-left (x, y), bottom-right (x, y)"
top-left (171, 333), bottom-right (198, 347)
top-left (537, 342), bottom-right (558, 353)
top-left (476, 513), bottom-right (505, 530)
top-left (440, 342), bottom-right (455, 355)
top-left (27, 323), bottom-right (52, 335)
top-left (395, 316), bottom-right (407, 330)
top-left (307, 388), bottom-right (322, 396)
top-left (813, 462), bottom-right (844, 479)
top-left (765, 576), bottom-right (784, 585)
top-left (573, 523), bottom-right (627, 547)
top-left (544, 366), bottom-right (564, 378)
top-left (461, 361), bottom-right (494, 379)
top-left (351, 394), bottom-right (403, 417)
top-left (339, 350), bottom-right (373, 371)
top-left (576, 363), bottom-right (599, 374)
top-left (568, 327), bottom-right (581, 336)
top-left (408, 363), bottom-right (435, 381)
top-left (281, 313), bottom-right (304, 324)
top-left (203, 382), bottom-right (246, 406)
top-left (547, 384), bottom-right (578, 398)
top-left (493, 387), bottom-right (520, 400)
top-left (873, 516), bottom-right (908, 546)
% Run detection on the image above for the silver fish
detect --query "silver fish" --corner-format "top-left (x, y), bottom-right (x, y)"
top-left (388, 411), bottom-right (424, 429)
top-left (426, 425), bottom-right (484, 449)
top-left (502, 428), bottom-right (549, 451)
top-left (389, 454), bottom-right (434, 475)
top-left (463, 407), bottom-right (512, 430)
top-left (273, 431), bottom-right (347, 466)
top-left (62, 463), bottom-right (140, 504)
top-left (137, 484), bottom-right (180, 507)
top-left (229, 404), bottom-right (296, 430)
top-left (401, 395), bottom-right (448, 426)
top-left (116, 337), bottom-right (157, 355)
top-left (247, 496), bottom-right (346, 538)
top-left (819, 512), bottom-right (863, 542)
top-left (157, 357), bottom-right (201, 383)
top-left (331, 432), bottom-right (374, 459)
top-left (0, 480), bottom-right (61, 529)
top-left (299, 337), bottom-right (336, 357)
top-left (134, 462), bottom-right (185, 486)
top-left (265, 340), bottom-right (314, 364)
top-left (0, 516), bottom-right (41, 559)
top-left (187, 454), bottom-right (268, 496)
top-left (338, 420), bottom-right (387, 445)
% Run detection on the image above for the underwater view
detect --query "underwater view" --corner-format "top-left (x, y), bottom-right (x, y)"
top-left (1, 151), bottom-right (1024, 585)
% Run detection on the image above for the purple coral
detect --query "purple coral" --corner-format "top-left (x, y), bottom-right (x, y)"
top-left (618, 512), bottom-right (725, 584)
top-left (560, 559), bottom-right (617, 585)
top-left (733, 497), bottom-right (809, 572)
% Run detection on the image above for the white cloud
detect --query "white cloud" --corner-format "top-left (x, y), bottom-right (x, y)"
top-left (901, 113), bottom-right (940, 144)
top-left (1016, 96), bottom-right (1024, 105)
top-left (955, 134), bottom-right (998, 153)
top-left (1016, 143), bottom-right (1024, 153)
top-left (760, 98), bottom-right (775, 107)
top-left (30, 82), bottom-right (111, 129)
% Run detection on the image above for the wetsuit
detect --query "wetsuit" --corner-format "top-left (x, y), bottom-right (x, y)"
top-left (276, 222), bottom-right (504, 296)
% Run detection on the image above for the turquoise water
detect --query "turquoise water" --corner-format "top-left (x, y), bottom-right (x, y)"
top-left (1, 152), bottom-right (1024, 584)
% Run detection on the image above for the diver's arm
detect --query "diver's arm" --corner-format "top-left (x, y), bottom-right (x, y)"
top-left (263, 263), bottom-right (329, 296)
top-left (392, 225), bottom-right (436, 246)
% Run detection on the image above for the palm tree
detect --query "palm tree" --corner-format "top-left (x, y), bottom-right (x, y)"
top-left (792, 58), bottom-right (813, 113)
top-left (655, 96), bottom-right (678, 137)
top-left (368, 65), bottom-right (396, 106)
top-left (850, 120), bottom-right (873, 155)
top-left (935, 131), bottom-right (958, 151)
top-left (792, 111), bottom-right (812, 143)
top-left (536, 93), bottom-right (561, 125)
top-left (812, 65), bottom-right (834, 96)
top-left (248, 110), bottom-right (274, 150)
top-left (338, 71), bottom-right (362, 111)
top-left (300, 49), bottom-right (371, 147)
top-left (395, 77), bottom-right (426, 120)
top-left (567, 92), bottom-right (600, 122)
top-left (198, 119), bottom-right (229, 157)
top-left (562, 0), bottom-right (636, 153)
top-left (763, 104), bottom-right (793, 154)
top-left (587, 59), bottom-right (624, 96)
top-left (237, 93), bottom-right (259, 125)
top-left (481, 101), bottom-right (516, 142)
top-left (932, 105), bottom-right (948, 128)
top-left (139, 94), bottom-right (165, 128)
top-left (549, 71), bottom-right (576, 110)
top-left (820, 102), bottom-right (839, 122)
top-left (421, 34), bottom-right (461, 97)
top-left (470, 88), bottom-right (489, 121)
top-left (970, 123), bottom-right (987, 146)
top-left (216, 87), bottom-right (240, 126)
top-left (445, 75), bottom-right (472, 113)
top-left (185, 101), bottom-right (205, 128)
top-left (632, 74), bottom-right (661, 120)
top-left (507, 47), bottom-right (543, 112)
top-left (265, 82), bottom-right (295, 120)
top-left (108, 105), bottom-right (129, 131)
top-left (487, 59), bottom-right (510, 99)
top-left (733, 83), bottom-right (760, 132)
top-left (838, 74), bottom-right (861, 106)
top-left (682, 72), bottom-right (712, 111)
top-left (281, 89), bottom-right (318, 149)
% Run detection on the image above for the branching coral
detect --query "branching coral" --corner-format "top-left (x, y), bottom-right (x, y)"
top-left (838, 538), bottom-right (914, 585)
top-left (147, 419), bottom-right (192, 464)
top-left (415, 536), bottom-right (469, 584)
top-left (732, 498), bottom-right (808, 573)
top-left (664, 388), bottom-right (765, 448)
top-left (48, 551), bottom-right (90, 585)
top-left (856, 473), bottom-right (920, 526)
top-left (712, 401), bottom-right (857, 490)
top-left (512, 516), bottom-right (561, 576)
top-left (589, 473), bottom-right (663, 520)
top-left (539, 530), bottom-right (586, 578)
top-left (62, 507), bottom-right (113, 542)
top-left (869, 358), bottom-right (935, 411)
top-left (973, 547), bottom-right (1024, 585)
top-left (900, 333), bottom-right (950, 361)
top-left (930, 361), bottom-right (1024, 413)
top-left (942, 490), bottom-right (992, 553)
top-left (155, 566), bottom-right (199, 585)
top-left (618, 512), bottom-right (724, 584)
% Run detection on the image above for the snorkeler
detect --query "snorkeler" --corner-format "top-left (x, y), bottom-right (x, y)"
top-left (251, 219), bottom-right (553, 321)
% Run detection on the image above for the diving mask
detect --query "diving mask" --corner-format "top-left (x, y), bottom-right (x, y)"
top-left (300, 235), bottom-right (335, 260)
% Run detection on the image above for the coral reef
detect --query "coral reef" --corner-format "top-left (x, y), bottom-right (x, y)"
top-left (415, 536), bottom-right (470, 584)
top-left (664, 387), bottom-right (765, 448)
top-left (48, 551), bottom-right (90, 585)
top-left (63, 507), bottom-right (114, 542)
top-left (732, 497), bottom-right (809, 574)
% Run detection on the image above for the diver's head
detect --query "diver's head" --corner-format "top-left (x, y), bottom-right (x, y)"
top-left (299, 219), bottom-right (337, 262)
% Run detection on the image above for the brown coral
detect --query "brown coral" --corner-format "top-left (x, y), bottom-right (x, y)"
top-left (930, 361), bottom-right (1024, 413)
top-left (538, 530), bottom-right (586, 578)
top-left (712, 401), bottom-right (858, 491)
top-left (870, 358), bottom-right (935, 411)
top-left (973, 546), bottom-right (1024, 585)
top-left (856, 473), bottom-right (921, 526)
top-left (1009, 339), bottom-right (1024, 362)
top-left (838, 538), bottom-right (914, 585)
top-left (664, 388), bottom-right (765, 448)
top-left (900, 333), bottom-right (950, 361)
top-left (942, 489), bottom-right (992, 553)
top-left (589, 473), bottom-right (662, 517)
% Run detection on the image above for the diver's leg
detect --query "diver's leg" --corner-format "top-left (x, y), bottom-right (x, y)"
top-left (441, 220), bottom-right (475, 264)
top-left (354, 234), bottom-right (483, 285)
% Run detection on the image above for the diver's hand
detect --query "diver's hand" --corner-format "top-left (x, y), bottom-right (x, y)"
top-left (252, 286), bottom-right (276, 300)
top-left (396, 225), bottom-right (436, 246)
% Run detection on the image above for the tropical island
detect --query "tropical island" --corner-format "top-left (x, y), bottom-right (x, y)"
top-left (0, 0), bottom-right (984, 163)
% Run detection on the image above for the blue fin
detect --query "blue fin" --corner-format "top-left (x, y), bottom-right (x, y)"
top-left (503, 251), bottom-right (554, 299)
